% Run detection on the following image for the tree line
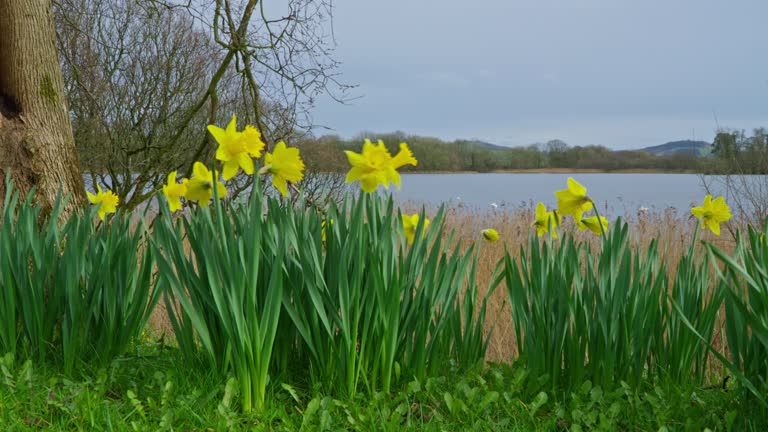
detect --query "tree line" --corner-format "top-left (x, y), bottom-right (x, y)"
top-left (292, 129), bottom-right (768, 174)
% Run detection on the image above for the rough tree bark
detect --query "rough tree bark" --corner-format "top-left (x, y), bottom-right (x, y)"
top-left (0, 0), bottom-right (85, 215)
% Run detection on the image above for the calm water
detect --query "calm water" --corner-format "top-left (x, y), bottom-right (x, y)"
top-left (85, 172), bottom-right (753, 217)
top-left (387, 173), bottom-right (717, 215)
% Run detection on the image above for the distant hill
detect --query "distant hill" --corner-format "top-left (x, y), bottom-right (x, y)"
top-left (640, 140), bottom-right (712, 157)
top-left (467, 139), bottom-right (714, 157)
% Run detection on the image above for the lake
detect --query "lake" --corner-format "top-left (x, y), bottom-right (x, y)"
top-left (85, 172), bottom-right (756, 217)
top-left (387, 173), bottom-right (721, 215)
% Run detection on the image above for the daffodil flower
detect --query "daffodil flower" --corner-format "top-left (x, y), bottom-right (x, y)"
top-left (182, 162), bottom-right (227, 206)
top-left (86, 184), bottom-right (119, 220)
top-left (321, 219), bottom-right (334, 242)
top-left (576, 215), bottom-right (609, 236)
top-left (345, 139), bottom-right (417, 192)
top-left (481, 228), bottom-right (499, 242)
top-left (162, 170), bottom-right (187, 212)
top-left (403, 213), bottom-right (429, 244)
top-left (532, 202), bottom-right (560, 238)
top-left (555, 177), bottom-right (593, 218)
top-left (691, 194), bottom-right (732, 236)
top-left (261, 141), bottom-right (305, 197)
top-left (208, 114), bottom-right (265, 180)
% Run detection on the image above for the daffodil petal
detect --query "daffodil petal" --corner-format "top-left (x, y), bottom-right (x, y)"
top-left (345, 166), bottom-right (367, 184)
top-left (708, 219), bottom-right (721, 236)
top-left (225, 114), bottom-right (237, 134)
top-left (386, 168), bottom-right (402, 189)
top-left (391, 143), bottom-right (417, 169)
top-left (238, 153), bottom-right (254, 175)
top-left (192, 162), bottom-right (209, 179)
top-left (272, 176), bottom-right (288, 197)
top-left (207, 125), bottom-right (227, 146)
top-left (360, 174), bottom-right (381, 193)
top-left (345, 150), bottom-right (369, 167)
top-left (215, 144), bottom-right (232, 162)
top-left (567, 177), bottom-right (587, 196)
top-left (222, 159), bottom-right (239, 180)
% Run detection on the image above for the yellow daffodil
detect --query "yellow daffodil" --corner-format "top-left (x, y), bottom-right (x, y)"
top-left (208, 114), bottom-right (266, 180)
top-left (321, 219), bottom-right (334, 242)
top-left (403, 213), bottom-right (429, 244)
top-left (532, 202), bottom-right (561, 238)
top-left (577, 215), bottom-right (609, 236)
top-left (182, 162), bottom-right (227, 206)
top-left (691, 194), bottom-right (732, 236)
top-left (162, 171), bottom-right (187, 212)
top-left (481, 228), bottom-right (499, 243)
top-left (555, 177), bottom-right (593, 218)
top-left (86, 184), bottom-right (119, 220)
top-left (262, 141), bottom-right (305, 197)
top-left (345, 139), bottom-right (417, 192)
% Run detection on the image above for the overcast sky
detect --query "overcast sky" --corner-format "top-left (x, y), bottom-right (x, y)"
top-left (311, 0), bottom-right (768, 149)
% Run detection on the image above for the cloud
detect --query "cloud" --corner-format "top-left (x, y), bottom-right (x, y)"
top-left (314, 0), bottom-right (768, 149)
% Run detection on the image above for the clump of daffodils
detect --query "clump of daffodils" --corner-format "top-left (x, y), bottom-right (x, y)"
top-left (543, 177), bottom-right (733, 239)
top-left (549, 177), bottom-right (607, 237)
top-left (342, 137), bottom-right (426, 246)
top-left (85, 114), bottom-right (306, 217)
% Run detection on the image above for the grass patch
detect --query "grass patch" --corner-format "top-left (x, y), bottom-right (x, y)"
top-left (0, 343), bottom-right (765, 431)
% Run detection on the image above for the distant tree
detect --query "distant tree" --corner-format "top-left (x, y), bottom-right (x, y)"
top-left (712, 130), bottom-right (741, 161)
top-left (528, 144), bottom-right (548, 168)
top-left (742, 128), bottom-right (767, 174)
top-left (455, 140), bottom-right (475, 170)
top-left (546, 139), bottom-right (570, 167)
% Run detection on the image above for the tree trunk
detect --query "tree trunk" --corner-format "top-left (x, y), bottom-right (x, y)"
top-left (0, 0), bottom-right (85, 215)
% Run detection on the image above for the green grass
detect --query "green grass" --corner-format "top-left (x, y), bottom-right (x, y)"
top-left (0, 342), bottom-right (765, 431)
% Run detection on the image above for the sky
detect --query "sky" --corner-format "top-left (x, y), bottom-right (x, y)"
top-left (311, 0), bottom-right (768, 149)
